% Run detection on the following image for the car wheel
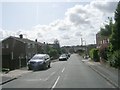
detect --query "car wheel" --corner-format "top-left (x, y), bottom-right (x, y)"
top-left (48, 63), bottom-right (51, 68)
top-left (27, 67), bottom-right (31, 70)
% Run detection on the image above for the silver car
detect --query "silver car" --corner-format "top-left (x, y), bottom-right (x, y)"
top-left (27, 54), bottom-right (51, 71)
top-left (59, 54), bottom-right (68, 61)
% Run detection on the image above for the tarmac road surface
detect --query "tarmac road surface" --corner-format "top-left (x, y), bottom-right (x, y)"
top-left (2, 54), bottom-right (115, 89)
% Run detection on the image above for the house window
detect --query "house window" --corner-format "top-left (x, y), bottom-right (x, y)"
top-left (28, 53), bottom-right (32, 59)
top-left (30, 44), bottom-right (33, 48)
top-left (27, 43), bottom-right (31, 48)
top-left (6, 44), bottom-right (9, 48)
top-left (20, 54), bottom-right (24, 59)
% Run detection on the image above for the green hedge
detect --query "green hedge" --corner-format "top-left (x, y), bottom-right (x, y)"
top-left (108, 50), bottom-right (120, 68)
top-left (1, 68), bottom-right (10, 73)
top-left (90, 48), bottom-right (100, 62)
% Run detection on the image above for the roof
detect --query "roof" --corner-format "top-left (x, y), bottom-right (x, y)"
top-left (2, 36), bottom-right (42, 44)
top-left (12, 36), bottom-right (35, 44)
top-left (36, 42), bottom-right (43, 46)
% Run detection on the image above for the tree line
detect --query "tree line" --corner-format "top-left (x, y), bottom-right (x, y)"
top-left (90, 1), bottom-right (120, 69)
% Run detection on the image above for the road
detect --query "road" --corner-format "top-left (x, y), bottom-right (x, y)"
top-left (2, 54), bottom-right (115, 89)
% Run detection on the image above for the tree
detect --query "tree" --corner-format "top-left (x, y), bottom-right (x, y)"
top-left (53, 39), bottom-right (61, 54)
top-left (61, 48), bottom-right (67, 54)
top-left (110, 1), bottom-right (120, 51)
top-left (48, 48), bottom-right (58, 59)
top-left (108, 50), bottom-right (120, 68)
top-left (100, 17), bottom-right (113, 37)
top-left (108, 1), bottom-right (120, 68)
top-left (99, 45), bottom-right (108, 61)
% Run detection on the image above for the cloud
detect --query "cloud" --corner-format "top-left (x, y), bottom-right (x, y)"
top-left (0, 31), bottom-right (3, 41)
top-left (58, 24), bottom-right (70, 31)
top-left (65, 1), bottom-right (104, 38)
top-left (91, 0), bottom-right (118, 13)
top-left (75, 31), bottom-right (82, 37)
top-left (0, 28), bottom-right (17, 40)
top-left (61, 34), bottom-right (71, 40)
top-left (37, 32), bottom-right (43, 38)
top-left (65, 5), bottom-right (91, 26)
top-left (1, 0), bottom-right (118, 46)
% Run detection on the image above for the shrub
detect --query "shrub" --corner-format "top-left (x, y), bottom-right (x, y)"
top-left (99, 46), bottom-right (108, 61)
top-left (48, 48), bottom-right (59, 59)
top-left (108, 50), bottom-right (120, 68)
top-left (89, 49), bottom-right (93, 59)
top-left (2, 68), bottom-right (10, 73)
top-left (90, 48), bottom-right (100, 62)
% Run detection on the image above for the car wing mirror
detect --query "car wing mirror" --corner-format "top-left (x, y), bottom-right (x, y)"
top-left (50, 57), bottom-right (53, 60)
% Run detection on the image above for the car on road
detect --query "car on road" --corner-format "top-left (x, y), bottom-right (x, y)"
top-left (66, 53), bottom-right (71, 59)
top-left (59, 54), bottom-right (68, 61)
top-left (27, 54), bottom-right (51, 71)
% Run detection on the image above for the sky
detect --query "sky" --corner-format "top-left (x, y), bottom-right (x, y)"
top-left (0, 0), bottom-right (119, 46)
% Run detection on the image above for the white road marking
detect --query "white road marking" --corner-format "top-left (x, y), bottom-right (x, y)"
top-left (62, 68), bottom-right (65, 73)
top-left (51, 76), bottom-right (60, 90)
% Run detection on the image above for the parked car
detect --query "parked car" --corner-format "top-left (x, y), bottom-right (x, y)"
top-left (83, 55), bottom-right (89, 59)
top-left (59, 54), bottom-right (68, 61)
top-left (27, 54), bottom-right (51, 71)
top-left (68, 53), bottom-right (71, 57)
top-left (66, 53), bottom-right (71, 59)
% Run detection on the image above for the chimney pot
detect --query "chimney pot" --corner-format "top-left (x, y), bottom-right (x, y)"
top-left (19, 34), bottom-right (23, 39)
top-left (35, 39), bottom-right (37, 42)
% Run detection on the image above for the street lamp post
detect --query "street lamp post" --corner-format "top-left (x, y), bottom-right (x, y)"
top-left (83, 39), bottom-right (87, 58)
top-left (81, 38), bottom-right (83, 46)
top-left (85, 41), bottom-right (87, 57)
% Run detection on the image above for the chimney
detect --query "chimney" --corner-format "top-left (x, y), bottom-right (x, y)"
top-left (35, 39), bottom-right (37, 42)
top-left (19, 34), bottom-right (23, 39)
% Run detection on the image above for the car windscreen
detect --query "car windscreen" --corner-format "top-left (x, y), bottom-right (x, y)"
top-left (61, 54), bottom-right (66, 57)
top-left (32, 56), bottom-right (44, 60)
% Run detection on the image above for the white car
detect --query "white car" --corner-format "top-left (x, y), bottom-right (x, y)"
top-left (59, 54), bottom-right (68, 61)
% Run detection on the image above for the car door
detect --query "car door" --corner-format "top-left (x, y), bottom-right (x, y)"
top-left (44, 55), bottom-right (49, 66)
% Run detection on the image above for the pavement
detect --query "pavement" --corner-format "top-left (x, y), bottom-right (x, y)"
top-left (0, 59), bottom-right (59, 85)
top-left (82, 58), bottom-right (119, 88)
top-left (0, 67), bottom-right (32, 85)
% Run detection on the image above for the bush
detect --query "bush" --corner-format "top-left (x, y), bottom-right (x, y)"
top-left (48, 48), bottom-right (59, 60)
top-left (2, 68), bottom-right (10, 73)
top-left (108, 50), bottom-right (120, 68)
top-left (90, 48), bottom-right (100, 62)
top-left (99, 46), bottom-right (108, 61)
top-left (78, 49), bottom-right (85, 56)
